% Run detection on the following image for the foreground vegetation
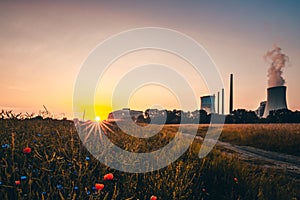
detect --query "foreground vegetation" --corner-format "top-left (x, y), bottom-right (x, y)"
top-left (184, 124), bottom-right (300, 157)
top-left (0, 119), bottom-right (299, 199)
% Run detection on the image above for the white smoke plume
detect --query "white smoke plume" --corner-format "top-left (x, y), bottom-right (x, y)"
top-left (264, 45), bottom-right (289, 88)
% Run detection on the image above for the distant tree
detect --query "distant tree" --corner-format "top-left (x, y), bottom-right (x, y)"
top-left (32, 116), bottom-right (43, 120)
top-left (199, 110), bottom-right (209, 124)
top-left (136, 115), bottom-right (146, 123)
top-left (144, 109), bottom-right (166, 124)
top-left (226, 109), bottom-right (259, 124)
top-left (165, 110), bottom-right (181, 124)
top-left (266, 109), bottom-right (300, 123)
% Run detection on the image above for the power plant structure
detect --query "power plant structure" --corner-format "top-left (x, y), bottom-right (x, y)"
top-left (200, 95), bottom-right (215, 114)
top-left (255, 101), bottom-right (266, 117)
top-left (229, 73), bottom-right (234, 114)
top-left (199, 47), bottom-right (290, 118)
top-left (262, 86), bottom-right (288, 118)
top-left (217, 91), bottom-right (220, 114)
top-left (222, 88), bottom-right (224, 115)
top-left (200, 86), bottom-right (225, 115)
top-left (200, 74), bottom-right (229, 115)
top-left (199, 72), bottom-right (289, 118)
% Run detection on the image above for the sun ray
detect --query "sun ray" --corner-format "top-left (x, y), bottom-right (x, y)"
top-left (75, 118), bottom-right (115, 145)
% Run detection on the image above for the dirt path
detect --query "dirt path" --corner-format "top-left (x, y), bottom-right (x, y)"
top-left (193, 135), bottom-right (300, 178)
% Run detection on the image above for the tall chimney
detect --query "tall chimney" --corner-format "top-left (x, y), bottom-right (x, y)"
top-left (222, 88), bottom-right (224, 115)
top-left (229, 74), bottom-right (233, 114)
top-left (217, 91), bottom-right (220, 114)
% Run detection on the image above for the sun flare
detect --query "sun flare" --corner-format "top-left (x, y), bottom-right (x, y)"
top-left (95, 116), bottom-right (101, 122)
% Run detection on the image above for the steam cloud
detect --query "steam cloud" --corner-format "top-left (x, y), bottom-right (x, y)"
top-left (264, 45), bottom-right (289, 88)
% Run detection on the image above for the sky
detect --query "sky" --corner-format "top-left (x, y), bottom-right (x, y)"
top-left (1, 0), bottom-right (300, 120)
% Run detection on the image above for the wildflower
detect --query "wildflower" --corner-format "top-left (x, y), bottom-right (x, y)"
top-left (150, 195), bottom-right (158, 200)
top-left (103, 173), bottom-right (114, 180)
top-left (94, 183), bottom-right (104, 191)
top-left (74, 186), bottom-right (79, 190)
top-left (202, 188), bottom-right (206, 192)
top-left (86, 190), bottom-right (91, 195)
top-left (233, 177), bottom-right (238, 183)
top-left (1, 144), bottom-right (9, 149)
top-left (56, 184), bottom-right (63, 189)
top-left (20, 176), bottom-right (27, 180)
top-left (41, 192), bottom-right (47, 195)
top-left (85, 156), bottom-right (90, 161)
top-left (37, 133), bottom-right (42, 137)
top-left (0, 181), bottom-right (2, 185)
top-left (23, 147), bottom-right (32, 154)
top-left (15, 180), bottom-right (21, 185)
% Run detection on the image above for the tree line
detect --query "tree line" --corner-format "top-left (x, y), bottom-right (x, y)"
top-left (135, 108), bottom-right (300, 124)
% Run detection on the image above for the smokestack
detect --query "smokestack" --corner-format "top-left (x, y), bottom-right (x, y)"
top-left (229, 74), bottom-right (233, 114)
top-left (222, 88), bottom-right (224, 115)
top-left (263, 86), bottom-right (288, 118)
top-left (217, 91), bottom-right (220, 114)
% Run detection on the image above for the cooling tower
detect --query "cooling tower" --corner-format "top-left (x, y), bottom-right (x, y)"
top-left (263, 86), bottom-right (288, 118)
top-left (201, 95), bottom-right (215, 114)
top-left (255, 101), bottom-right (266, 117)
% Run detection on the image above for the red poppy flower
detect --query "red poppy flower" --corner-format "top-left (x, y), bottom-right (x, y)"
top-left (95, 183), bottom-right (104, 191)
top-left (23, 147), bottom-right (32, 154)
top-left (150, 195), bottom-right (158, 200)
top-left (103, 173), bottom-right (114, 180)
top-left (15, 180), bottom-right (21, 185)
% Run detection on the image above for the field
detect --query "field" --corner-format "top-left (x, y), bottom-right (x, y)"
top-left (0, 119), bottom-right (299, 199)
top-left (187, 124), bottom-right (300, 156)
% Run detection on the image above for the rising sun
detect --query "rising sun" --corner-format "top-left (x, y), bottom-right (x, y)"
top-left (95, 116), bottom-right (101, 122)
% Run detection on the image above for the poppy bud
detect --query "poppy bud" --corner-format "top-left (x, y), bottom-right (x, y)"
top-left (150, 195), bottom-right (158, 200)
top-left (104, 173), bottom-right (114, 180)
top-left (95, 183), bottom-right (104, 191)
top-left (23, 147), bottom-right (32, 154)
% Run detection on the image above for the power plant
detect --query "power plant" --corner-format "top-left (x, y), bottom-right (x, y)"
top-left (229, 73), bottom-right (233, 114)
top-left (200, 74), bottom-right (230, 115)
top-left (199, 70), bottom-right (289, 118)
top-left (256, 101), bottom-right (266, 117)
top-left (222, 88), bottom-right (224, 115)
top-left (257, 46), bottom-right (289, 118)
top-left (262, 86), bottom-right (288, 117)
top-left (202, 45), bottom-right (290, 118)
top-left (200, 95), bottom-right (215, 114)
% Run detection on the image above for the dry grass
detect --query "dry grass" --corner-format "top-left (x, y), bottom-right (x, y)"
top-left (0, 120), bottom-right (299, 199)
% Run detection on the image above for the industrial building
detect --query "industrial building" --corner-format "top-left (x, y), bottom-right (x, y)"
top-left (262, 86), bottom-right (288, 118)
top-left (200, 95), bottom-right (215, 114)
